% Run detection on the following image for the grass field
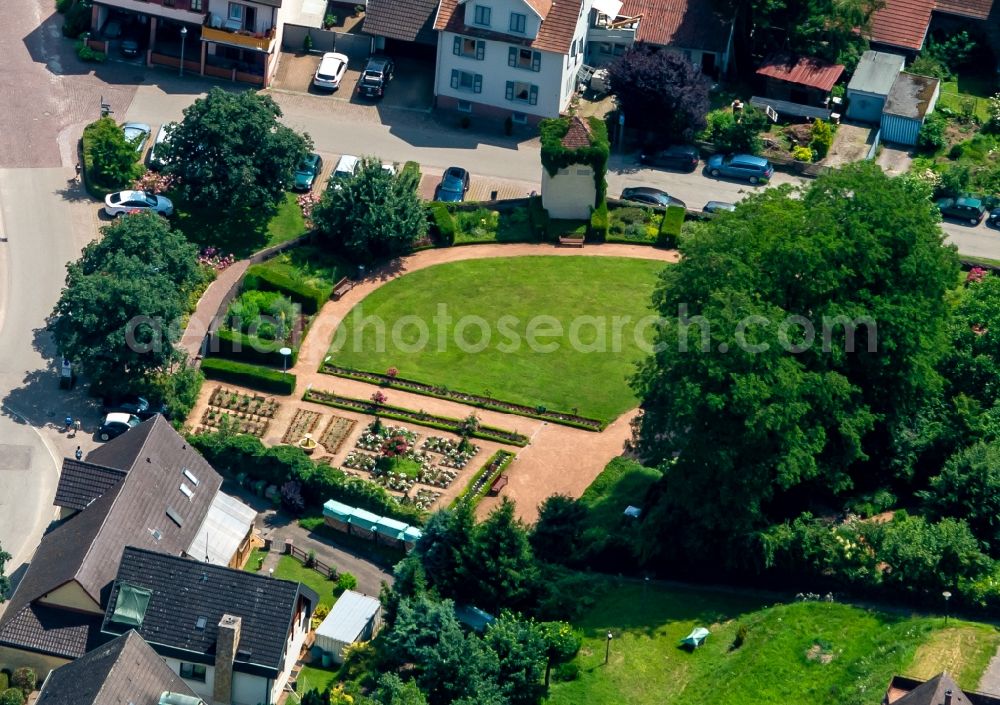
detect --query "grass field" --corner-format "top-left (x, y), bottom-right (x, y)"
top-left (273, 554), bottom-right (339, 608)
top-left (328, 256), bottom-right (667, 423)
top-left (295, 665), bottom-right (340, 695)
top-left (548, 580), bottom-right (1000, 705)
top-left (266, 192), bottom-right (307, 247)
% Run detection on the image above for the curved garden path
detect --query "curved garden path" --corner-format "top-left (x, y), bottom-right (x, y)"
top-left (188, 243), bottom-right (678, 522)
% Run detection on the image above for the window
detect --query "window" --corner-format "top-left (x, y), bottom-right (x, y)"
top-left (509, 12), bottom-right (526, 33)
top-left (505, 80), bottom-right (538, 105)
top-left (228, 2), bottom-right (244, 20)
top-left (180, 663), bottom-right (207, 682)
top-left (190, 0), bottom-right (203, 9)
top-left (613, 43), bottom-right (626, 56)
top-left (453, 36), bottom-right (485, 60)
top-left (457, 100), bottom-right (473, 113)
top-left (570, 39), bottom-right (578, 57)
top-left (450, 70), bottom-right (483, 93)
top-left (508, 47), bottom-right (541, 71)
top-left (163, 0), bottom-right (174, 6)
top-left (512, 112), bottom-right (528, 124)
top-left (473, 5), bottom-right (491, 26)
top-left (598, 42), bottom-right (613, 55)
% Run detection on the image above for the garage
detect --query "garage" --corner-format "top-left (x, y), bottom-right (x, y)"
top-left (845, 51), bottom-right (905, 124)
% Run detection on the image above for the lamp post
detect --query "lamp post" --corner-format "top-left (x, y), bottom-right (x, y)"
top-left (604, 631), bottom-right (613, 665)
top-left (279, 347), bottom-right (292, 376)
top-left (179, 25), bottom-right (188, 77)
top-left (943, 591), bottom-right (952, 626)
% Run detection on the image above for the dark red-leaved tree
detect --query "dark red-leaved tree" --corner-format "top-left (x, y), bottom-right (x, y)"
top-left (607, 43), bottom-right (711, 138)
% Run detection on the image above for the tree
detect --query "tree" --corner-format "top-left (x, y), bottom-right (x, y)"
top-left (922, 441), bottom-right (1000, 552)
top-left (632, 162), bottom-right (958, 565)
top-left (539, 621), bottom-right (582, 688)
top-left (0, 542), bottom-right (10, 604)
top-left (163, 88), bottom-right (310, 242)
top-left (86, 117), bottom-right (141, 188)
top-left (312, 156), bottom-right (427, 263)
top-left (700, 106), bottom-right (771, 155)
top-left (414, 504), bottom-right (475, 601)
top-left (371, 674), bottom-right (428, 705)
top-left (530, 495), bottom-right (588, 565)
top-left (466, 499), bottom-right (539, 610)
top-left (50, 214), bottom-right (200, 393)
top-left (483, 613), bottom-right (547, 705)
top-left (606, 44), bottom-right (710, 138)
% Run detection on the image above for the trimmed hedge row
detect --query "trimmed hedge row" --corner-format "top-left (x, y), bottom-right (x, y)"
top-left (428, 203), bottom-right (456, 246)
top-left (453, 449), bottom-right (516, 508)
top-left (243, 265), bottom-right (331, 315)
top-left (658, 204), bottom-right (685, 248)
top-left (201, 358), bottom-right (296, 395)
top-left (589, 201), bottom-right (609, 241)
top-left (211, 329), bottom-right (298, 368)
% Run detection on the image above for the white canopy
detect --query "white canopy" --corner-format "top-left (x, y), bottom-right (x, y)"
top-left (592, 0), bottom-right (623, 18)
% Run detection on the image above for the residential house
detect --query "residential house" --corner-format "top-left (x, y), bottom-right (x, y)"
top-left (882, 671), bottom-right (1000, 704)
top-left (0, 416), bottom-right (255, 676)
top-left (868, 0), bottom-right (994, 53)
top-left (585, 0), bottom-right (734, 78)
top-left (433, 0), bottom-right (592, 121)
top-left (102, 547), bottom-right (317, 705)
top-left (89, 0), bottom-right (285, 87)
top-left (36, 631), bottom-right (204, 705)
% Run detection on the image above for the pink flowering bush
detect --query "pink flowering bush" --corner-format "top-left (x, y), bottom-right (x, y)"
top-left (967, 267), bottom-right (988, 285)
top-left (198, 246), bottom-right (236, 271)
top-left (297, 192), bottom-right (320, 229)
top-left (370, 390), bottom-right (387, 406)
top-left (386, 367), bottom-right (398, 378)
top-left (132, 170), bottom-right (176, 195)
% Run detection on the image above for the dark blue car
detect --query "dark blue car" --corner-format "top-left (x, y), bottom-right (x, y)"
top-left (436, 166), bottom-right (470, 202)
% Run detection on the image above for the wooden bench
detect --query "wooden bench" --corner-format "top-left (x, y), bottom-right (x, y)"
top-left (558, 236), bottom-right (585, 248)
top-left (331, 276), bottom-right (355, 301)
top-left (488, 474), bottom-right (509, 496)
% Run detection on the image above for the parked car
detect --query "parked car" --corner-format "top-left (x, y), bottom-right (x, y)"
top-left (435, 166), bottom-right (470, 202)
top-left (104, 190), bottom-right (174, 218)
top-left (703, 201), bottom-right (736, 214)
top-left (382, 162), bottom-right (397, 175)
top-left (988, 208), bottom-right (1000, 228)
top-left (98, 412), bottom-right (141, 442)
top-left (120, 31), bottom-right (142, 57)
top-left (329, 154), bottom-right (359, 192)
top-left (102, 395), bottom-right (169, 421)
top-left (620, 187), bottom-right (686, 209)
top-left (706, 154), bottom-right (774, 184)
top-left (639, 145), bottom-right (699, 172)
top-left (937, 197), bottom-right (986, 225)
top-left (293, 153), bottom-right (324, 191)
top-left (122, 122), bottom-right (151, 155)
top-left (313, 52), bottom-right (349, 91)
top-left (147, 123), bottom-right (174, 170)
top-left (357, 56), bottom-right (394, 98)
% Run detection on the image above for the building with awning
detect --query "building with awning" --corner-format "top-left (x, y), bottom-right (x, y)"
top-left (322, 500), bottom-right (423, 550)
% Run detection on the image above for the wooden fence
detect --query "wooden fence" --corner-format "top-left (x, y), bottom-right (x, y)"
top-left (288, 542), bottom-right (337, 579)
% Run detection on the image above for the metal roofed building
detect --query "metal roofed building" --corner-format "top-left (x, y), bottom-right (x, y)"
top-left (313, 591), bottom-right (382, 663)
top-left (846, 50), bottom-right (906, 123)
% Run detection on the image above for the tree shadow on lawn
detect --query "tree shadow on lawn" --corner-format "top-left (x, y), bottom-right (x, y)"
top-left (174, 208), bottom-right (269, 258)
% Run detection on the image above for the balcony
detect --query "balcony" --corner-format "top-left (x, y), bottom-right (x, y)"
top-left (202, 22), bottom-right (275, 52)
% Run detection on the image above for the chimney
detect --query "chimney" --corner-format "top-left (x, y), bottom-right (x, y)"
top-left (213, 615), bottom-right (241, 705)
top-left (945, 689), bottom-right (953, 705)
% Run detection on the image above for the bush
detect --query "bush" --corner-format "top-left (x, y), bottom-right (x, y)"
top-left (554, 663), bottom-right (580, 682)
top-left (810, 120), bottom-right (833, 159)
top-left (82, 117), bottom-right (142, 198)
top-left (62, 0), bottom-right (92, 37)
top-left (428, 203), bottom-right (456, 246)
top-left (242, 265), bottom-right (330, 315)
top-left (917, 114), bottom-right (948, 153)
top-left (200, 358), bottom-right (296, 395)
top-left (10, 670), bottom-right (33, 696)
top-left (56, 0), bottom-right (73, 11)
top-left (658, 205), bottom-right (685, 248)
top-left (335, 572), bottom-right (358, 595)
top-left (212, 329), bottom-right (296, 368)
top-left (402, 160), bottom-right (421, 182)
top-left (527, 195), bottom-right (550, 239)
top-left (0, 689), bottom-right (23, 705)
top-left (588, 201), bottom-right (609, 241)
top-left (0, 675), bottom-right (7, 692)
top-left (792, 145), bottom-right (814, 162)
top-left (732, 623), bottom-right (748, 650)
top-left (75, 41), bottom-right (106, 62)
top-left (701, 106), bottom-right (768, 154)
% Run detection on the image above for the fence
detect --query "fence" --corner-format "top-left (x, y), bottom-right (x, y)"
top-left (281, 24), bottom-right (372, 59)
top-left (288, 542), bottom-right (337, 579)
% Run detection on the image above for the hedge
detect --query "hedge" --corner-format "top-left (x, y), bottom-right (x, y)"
top-left (539, 116), bottom-right (609, 206)
top-left (200, 358), bottom-right (296, 395)
top-left (588, 201), bottom-right (609, 241)
top-left (428, 203), bottom-right (456, 246)
top-left (243, 265), bottom-right (331, 315)
top-left (453, 450), bottom-right (515, 508)
top-left (81, 117), bottom-right (133, 200)
top-left (187, 432), bottom-right (426, 525)
top-left (658, 205), bottom-right (685, 248)
top-left (211, 329), bottom-right (298, 368)
top-left (527, 195), bottom-right (550, 240)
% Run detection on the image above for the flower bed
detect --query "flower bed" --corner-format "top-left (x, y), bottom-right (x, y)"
top-left (198, 408), bottom-right (270, 437)
top-left (209, 387), bottom-right (280, 417)
top-left (319, 415), bottom-right (356, 455)
top-left (282, 408), bottom-right (322, 444)
top-left (304, 389), bottom-right (530, 447)
top-left (403, 488), bottom-right (442, 511)
top-left (343, 451), bottom-right (377, 472)
top-left (320, 363), bottom-right (602, 431)
top-left (454, 450), bottom-right (516, 507)
top-left (422, 436), bottom-right (479, 469)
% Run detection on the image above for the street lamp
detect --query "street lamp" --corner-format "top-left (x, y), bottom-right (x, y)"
top-left (179, 26), bottom-right (188, 77)
top-left (943, 591), bottom-right (952, 626)
top-left (604, 631), bottom-right (613, 665)
top-left (279, 347), bottom-right (292, 375)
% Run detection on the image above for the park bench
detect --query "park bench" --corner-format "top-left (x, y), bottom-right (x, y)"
top-left (557, 236), bottom-right (585, 248)
top-left (488, 474), bottom-right (509, 496)
top-left (331, 276), bottom-right (355, 301)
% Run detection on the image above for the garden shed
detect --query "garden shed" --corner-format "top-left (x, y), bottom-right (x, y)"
top-left (322, 499), bottom-right (353, 533)
top-left (313, 591), bottom-right (382, 664)
top-left (880, 72), bottom-right (940, 146)
top-left (374, 516), bottom-right (409, 548)
top-left (754, 54), bottom-right (844, 117)
top-left (845, 50), bottom-right (905, 123)
top-left (347, 507), bottom-right (380, 539)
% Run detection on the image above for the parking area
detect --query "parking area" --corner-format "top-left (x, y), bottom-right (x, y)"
top-left (272, 52), bottom-right (434, 110)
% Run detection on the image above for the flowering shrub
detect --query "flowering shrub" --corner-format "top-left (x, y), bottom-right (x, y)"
top-left (386, 367), bottom-right (398, 378)
top-left (370, 390), bottom-right (387, 406)
top-left (297, 192), bottom-right (320, 229)
top-left (967, 267), bottom-right (988, 285)
top-left (198, 246), bottom-right (236, 271)
top-left (381, 434), bottom-right (412, 458)
top-left (132, 170), bottom-right (176, 194)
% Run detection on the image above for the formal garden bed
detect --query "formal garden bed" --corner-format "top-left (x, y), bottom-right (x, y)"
top-left (319, 414), bottom-right (356, 454)
top-left (282, 408), bottom-right (323, 444)
top-left (196, 387), bottom-right (280, 436)
top-left (454, 449), bottom-right (516, 507)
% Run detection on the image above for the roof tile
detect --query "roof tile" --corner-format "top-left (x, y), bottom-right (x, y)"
top-left (618, 0), bottom-right (733, 53)
top-left (435, 0), bottom-right (583, 54)
top-left (869, 0), bottom-right (934, 50)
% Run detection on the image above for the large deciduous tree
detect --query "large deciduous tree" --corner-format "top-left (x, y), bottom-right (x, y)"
top-left (50, 213), bottom-right (200, 393)
top-left (607, 44), bottom-right (710, 138)
top-left (312, 156), bottom-right (427, 263)
top-left (632, 162), bottom-right (958, 565)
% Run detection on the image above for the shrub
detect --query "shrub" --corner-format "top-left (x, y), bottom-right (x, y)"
top-left (588, 201), bottom-right (609, 241)
top-left (200, 358), bottom-right (296, 395)
top-left (335, 572), bottom-right (358, 595)
top-left (314, 603), bottom-right (331, 620)
top-left (10, 670), bottom-right (34, 696)
top-left (427, 203), bottom-right (456, 247)
top-left (0, 688), bottom-right (23, 705)
top-left (810, 120), bottom-right (833, 159)
top-left (658, 205), bottom-right (685, 248)
top-left (732, 623), bottom-right (748, 650)
top-left (82, 117), bottom-right (142, 198)
top-left (792, 145), bottom-right (814, 162)
top-left (56, 0), bottom-right (73, 12)
top-left (75, 41), bottom-right (106, 62)
top-left (212, 329), bottom-right (296, 368)
top-left (917, 114), bottom-right (948, 153)
top-left (281, 480), bottom-right (306, 514)
top-left (242, 265), bottom-right (330, 315)
top-left (701, 106), bottom-right (769, 154)
top-left (554, 663), bottom-right (580, 682)
top-left (527, 195), bottom-right (550, 239)
top-left (62, 0), bottom-right (93, 37)
top-left (0, 675), bottom-right (7, 692)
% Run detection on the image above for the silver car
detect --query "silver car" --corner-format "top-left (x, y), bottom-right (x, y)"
top-left (104, 190), bottom-right (174, 218)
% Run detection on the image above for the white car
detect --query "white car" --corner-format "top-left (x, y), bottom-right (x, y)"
top-left (331, 154), bottom-right (359, 191)
top-left (104, 190), bottom-right (174, 218)
top-left (148, 123), bottom-right (175, 170)
top-left (313, 52), bottom-right (349, 91)
top-left (382, 162), bottom-right (397, 176)
top-left (122, 122), bottom-right (151, 155)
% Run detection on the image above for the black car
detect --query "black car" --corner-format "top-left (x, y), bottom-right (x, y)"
top-left (436, 166), bottom-right (470, 202)
top-left (102, 395), bottom-right (169, 420)
top-left (120, 32), bottom-right (142, 58)
top-left (357, 56), bottom-right (395, 98)
top-left (937, 196), bottom-right (986, 225)
top-left (988, 208), bottom-right (1000, 227)
top-left (98, 412), bottom-right (141, 442)
top-left (620, 187), bottom-right (686, 209)
top-left (639, 145), bottom-right (699, 172)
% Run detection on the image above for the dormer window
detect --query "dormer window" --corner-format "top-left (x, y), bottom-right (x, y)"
top-left (510, 12), bottom-right (526, 33)
top-left (474, 5), bottom-right (492, 26)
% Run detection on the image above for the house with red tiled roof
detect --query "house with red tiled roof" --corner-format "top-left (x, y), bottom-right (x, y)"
top-left (868, 0), bottom-right (994, 52)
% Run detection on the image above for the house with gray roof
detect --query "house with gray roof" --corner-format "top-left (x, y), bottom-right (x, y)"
top-left (102, 547), bottom-right (317, 705)
top-left (36, 631), bottom-right (203, 705)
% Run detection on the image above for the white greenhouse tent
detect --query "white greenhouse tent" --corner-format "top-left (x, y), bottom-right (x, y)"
top-left (313, 591), bottom-right (382, 663)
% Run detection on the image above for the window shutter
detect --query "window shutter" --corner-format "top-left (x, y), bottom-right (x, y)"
top-left (473, 74), bottom-right (483, 93)
top-left (505, 81), bottom-right (515, 101)
top-left (451, 70), bottom-right (460, 89)
top-left (531, 51), bottom-right (541, 72)
top-left (529, 85), bottom-right (538, 105)
top-left (508, 47), bottom-right (517, 67)
top-left (476, 41), bottom-right (485, 60)
top-left (453, 36), bottom-right (461, 55)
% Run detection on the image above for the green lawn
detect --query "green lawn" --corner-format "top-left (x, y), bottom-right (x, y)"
top-left (295, 665), bottom-right (341, 695)
top-left (244, 547), bottom-right (269, 573)
top-left (327, 256), bottom-right (666, 423)
top-left (266, 192), bottom-right (308, 247)
top-left (579, 457), bottom-right (662, 530)
top-left (273, 554), bottom-right (339, 608)
top-left (938, 75), bottom-right (997, 123)
top-left (549, 580), bottom-right (1000, 705)
top-left (252, 244), bottom-right (348, 290)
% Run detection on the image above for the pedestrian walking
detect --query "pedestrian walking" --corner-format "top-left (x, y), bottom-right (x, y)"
top-left (73, 419), bottom-right (81, 437)
top-left (64, 416), bottom-right (73, 433)
top-left (74, 446), bottom-right (83, 461)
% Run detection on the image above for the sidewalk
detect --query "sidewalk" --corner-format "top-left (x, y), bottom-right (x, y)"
top-left (179, 260), bottom-right (249, 361)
